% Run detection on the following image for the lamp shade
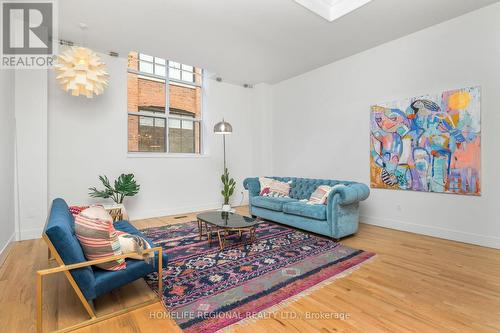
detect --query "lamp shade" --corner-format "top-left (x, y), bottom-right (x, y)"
top-left (214, 120), bottom-right (233, 134)
top-left (55, 46), bottom-right (109, 98)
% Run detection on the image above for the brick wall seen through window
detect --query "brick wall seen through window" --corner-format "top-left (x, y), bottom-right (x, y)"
top-left (127, 52), bottom-right (203, 154)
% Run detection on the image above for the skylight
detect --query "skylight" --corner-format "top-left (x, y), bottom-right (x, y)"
top-left (294, 0), bottom-right (373, 22)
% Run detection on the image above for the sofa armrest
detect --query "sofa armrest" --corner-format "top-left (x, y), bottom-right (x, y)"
top-left (243, 177), bottom-right (261, 197)
top-left (328, 183), bottom-right (370, 206)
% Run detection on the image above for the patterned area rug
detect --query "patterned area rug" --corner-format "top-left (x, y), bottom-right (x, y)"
top-left (142, 220), bottom-right (375, 332)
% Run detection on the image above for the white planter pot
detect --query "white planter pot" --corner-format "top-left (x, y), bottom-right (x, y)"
top-left (222, 204), bottom-right (232, 212)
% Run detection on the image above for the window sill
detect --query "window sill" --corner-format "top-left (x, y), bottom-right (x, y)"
top-left (127, 152), bottom-right (209, 159)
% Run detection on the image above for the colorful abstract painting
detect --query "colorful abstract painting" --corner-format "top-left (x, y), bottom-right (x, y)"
top-left (370, 86), bottom-right (481, 195)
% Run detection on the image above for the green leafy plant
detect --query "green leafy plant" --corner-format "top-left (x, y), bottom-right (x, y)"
top-left (88, 174), bottom-right (140, 204)
top-left (221, 168), bottom-right (236, 205)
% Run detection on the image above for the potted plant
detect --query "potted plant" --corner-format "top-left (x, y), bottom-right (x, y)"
top-left (88, 173), bottom-right (140, 204)
top-left (221, 168), bottom-right (236, 212)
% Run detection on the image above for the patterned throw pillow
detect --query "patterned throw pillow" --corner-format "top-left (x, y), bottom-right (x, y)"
top-left (259, 177), bottom-right (274, 196)
top-left (267, 179), bottom-right (292, 197)
top-left (260, 187), bottom-right (270, 196)
top-left (308, 185), bottom-right (333, 205)
top-left (116, 231), bottom-right (154, 264)
top-left (74, 206), bottom-right (126, 271)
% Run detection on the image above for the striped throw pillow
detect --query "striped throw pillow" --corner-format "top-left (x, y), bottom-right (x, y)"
top-left (308, 185), bottom-right (333, 205)
top-left (75, 206), bottom-right (126, 271)
top-left (268, 179), bottom-right (292, 197)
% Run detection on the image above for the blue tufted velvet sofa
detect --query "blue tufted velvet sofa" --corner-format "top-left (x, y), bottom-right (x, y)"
top-left (243, 177), bottom-right (370, 239)
top-left (44, 198), bottom-right (167, 301)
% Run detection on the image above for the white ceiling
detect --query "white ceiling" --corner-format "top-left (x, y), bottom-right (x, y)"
top-left (58, 0), bottom-right (499, 85)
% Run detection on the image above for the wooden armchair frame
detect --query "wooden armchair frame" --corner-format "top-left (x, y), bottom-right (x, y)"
top-left (37, 234), bottom-right (164, 333)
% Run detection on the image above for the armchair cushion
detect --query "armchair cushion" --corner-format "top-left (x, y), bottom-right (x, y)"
top-left (93, 259), bottom-right (156, 298)
top-left (92, 220), bottom-right (167, 298)
top-left (250, 196), bottom-right (296, 212)
top-left (283, 201), bottom-right (327, 220)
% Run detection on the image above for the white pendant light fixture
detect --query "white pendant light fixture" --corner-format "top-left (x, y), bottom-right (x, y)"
top-left (55, 46), bottom-right (109, 98)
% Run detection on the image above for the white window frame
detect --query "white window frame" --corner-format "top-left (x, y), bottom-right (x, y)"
top-left (127, 53), bottom-right (204, 156)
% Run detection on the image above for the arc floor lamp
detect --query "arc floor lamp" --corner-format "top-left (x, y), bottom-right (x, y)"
top-left (213, 119), bottom-right (233, 170)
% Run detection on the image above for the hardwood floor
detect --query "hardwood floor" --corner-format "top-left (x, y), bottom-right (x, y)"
top-left (1, 206), bottom-right (499, 332)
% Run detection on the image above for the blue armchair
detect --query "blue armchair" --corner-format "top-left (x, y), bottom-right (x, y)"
top-left (244, 177), bottom-right (370, 239)
top-left (36, 198), bottom-right (167, 333)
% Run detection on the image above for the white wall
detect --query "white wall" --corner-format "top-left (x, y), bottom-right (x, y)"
top-left (272, 4), bottom-right (499, 248)
top-left (251, 83), bottom-right (274, 176)
top-left (0, 69), bottom-right (16, 254)
top-left (48, 53), bottom-right (267, 221)
top-left (15, 70), bottom-right (48, 240)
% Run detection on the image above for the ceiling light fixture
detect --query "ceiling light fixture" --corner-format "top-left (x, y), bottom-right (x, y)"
top-left (54, 22), bottom-right (109, 98)
top-left (294, 0), bottom-right (373, 22)
top-left (55, 46), bottom-right (109, 98)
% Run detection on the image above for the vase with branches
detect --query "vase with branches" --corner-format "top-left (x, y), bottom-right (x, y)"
top-left (88, 173), bottom-right (140, 204)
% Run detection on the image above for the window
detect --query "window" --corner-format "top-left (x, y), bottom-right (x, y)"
top-left (127, 51), bottom-right (203, 154)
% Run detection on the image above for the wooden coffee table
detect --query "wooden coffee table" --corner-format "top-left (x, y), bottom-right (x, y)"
top-left (196, 211), bottom-right (261, 250)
